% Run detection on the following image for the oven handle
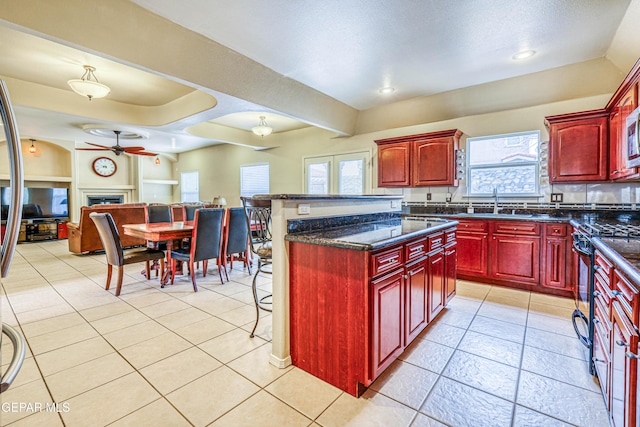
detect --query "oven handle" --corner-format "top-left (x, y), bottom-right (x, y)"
top-left (572, 234), bottom-right (593, 256)
top-left (572, 309), bottom-right (591, 348)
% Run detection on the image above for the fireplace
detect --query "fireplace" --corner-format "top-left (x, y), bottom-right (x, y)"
top-left (87, 195), bottom-right (124, 206)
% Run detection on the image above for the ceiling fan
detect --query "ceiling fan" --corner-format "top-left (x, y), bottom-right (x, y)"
top-left (76, 130), bottom-right (157, 156)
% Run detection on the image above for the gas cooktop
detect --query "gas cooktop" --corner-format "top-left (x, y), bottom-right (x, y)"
top-left (580, 222), bottom-right (640, 238)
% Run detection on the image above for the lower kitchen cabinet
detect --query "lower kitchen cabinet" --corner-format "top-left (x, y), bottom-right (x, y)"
top-left (453, 218), bottom-right (573, 297)
top-left (611, 300), bottom-right (639, 427)
top-left (371, 269), bottom-right (405, 379)
top-left (289, 228), bottom-right (456, 396)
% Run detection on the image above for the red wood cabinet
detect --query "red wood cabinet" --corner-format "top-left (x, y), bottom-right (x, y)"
top-left (611, 300), bottom-right (639, 427)
top-left (490, 234), bottom-right (540, 284)
top-left (377, 142), bottom-right (411, 187)
top-left (289, 227), bottom-right (457, 397)
top-left (444, 241), bottom-right (457, 303)
top-left (371, 269), bottom-right (405, 379)
top-left (609, 84), bottom-right (638, 181)
top-left (427, 247), bottom-right (445, 321)
top-left (542, 224), bottom-right (571, 291)
top-left (456, 219), bottom-right (488, 277)
top-left (405, 257), bottom-right (428, 343)
top-left (545, 109), bottom-right (609, 183)
top-left (375, 129), bottom-right (461, 187)
top-left (413, 136), bottom-right (459, 186)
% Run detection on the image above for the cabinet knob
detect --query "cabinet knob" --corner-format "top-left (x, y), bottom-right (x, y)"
top-left (403, 275), bottom-right (408, 280)
top-left (616, 339), bottom-right (629, 347)
top-left (612, 290), bottom-right (622, 297)
top-left (593, 265), bottom-right (601, 271)
top-left (626, 352), bottom-right (640, 359)
top-left (593, 291), bottom-right (601, 297)
top-left (593, 357), bottom-right (606, 363)
top-left (513, 228), bottom-right (518, 231)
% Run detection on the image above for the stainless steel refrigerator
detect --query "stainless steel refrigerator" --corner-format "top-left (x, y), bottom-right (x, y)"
top-left (0, 80), bottom-right (25, 392)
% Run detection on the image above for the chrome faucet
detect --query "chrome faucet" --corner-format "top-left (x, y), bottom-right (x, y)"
top-left (492, 187), bottom-right (500, 214)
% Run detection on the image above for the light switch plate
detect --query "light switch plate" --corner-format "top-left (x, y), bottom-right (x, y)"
top-left (391, 200), bottom-right (400, 209)
top-left (297, 204), bottom-right (311, 215)
top-left (426, 193), bottom-right (432, 200)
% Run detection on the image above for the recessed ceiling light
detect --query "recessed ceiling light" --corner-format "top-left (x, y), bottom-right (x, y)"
top-left (512, 50), bottom-right (536, 60)
top-left (379, 87), bottom-right (395, 94)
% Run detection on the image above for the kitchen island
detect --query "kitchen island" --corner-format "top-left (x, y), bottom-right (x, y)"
top-left (286, 215), bottom-right (458, 396)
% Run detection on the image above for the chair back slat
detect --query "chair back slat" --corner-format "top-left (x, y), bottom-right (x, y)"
top-left (147, 205), bottom-right (173, 223)
top-left (225, 207), bottom-right (250, 255)
top-left (89, 212), bottom-right (124, 266)
top-left (191, 208), bottom-right (225, 262)
top-left (183, 205), bottom-right (200, 221)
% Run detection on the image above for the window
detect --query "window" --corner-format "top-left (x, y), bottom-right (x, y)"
top-left (467, 131), bottom-right (540, 196)
top-left (180, 171), bottom-right (199, 202)
top-left (304, 151), bottom-right (370, 195)
top-left (240, 163), bottom-right (270, 198)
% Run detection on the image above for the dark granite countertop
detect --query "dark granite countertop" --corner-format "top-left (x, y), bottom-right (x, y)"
top-left (248, 194), bottom-right (403, 200)
top-left (592, 237), bottom-right (640, 288)
top-left (285, 217), bottom-right (458, 251)
top-left (406, 212), bottom-right (568, 223)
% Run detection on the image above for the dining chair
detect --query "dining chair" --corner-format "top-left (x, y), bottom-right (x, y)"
top-left (183, 204), bottom-right (201, 221)
top-left (89, 212), bottom-right (165, 296)
top-left (224, 207), bottom-right (252, 274)
top-left (144, 204), bottom-right (173, 277)
top-left (170, 208), bottom-right (227, 291)
top-left (241, 197), bottom-right (272, 338)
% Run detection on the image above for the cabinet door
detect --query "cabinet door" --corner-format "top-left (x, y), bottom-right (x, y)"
top-left (377, 142), bottom-right (411, 187)
top-left (371, 269), bottom-right (405, 379)
top-left (428, 248), bottom-right (445, 322)
top-left (413, 137), bottom-right (456, 186)
top-left (542, 236), bottom-right (568, 290)
top-left (456, 232), bottom-right (488, 277)
top-left (610, 85), bottom-right (638, 181)
top-left (405, 257), bottom-right (428, 343)
top-left (611, 301), bottom-right (639, 427)
top-left (548, 116), bottom-right (608, 183)
top-left (444, 243), bottom-right (457, 303)
top-left (490, 234), bottom-right (540, 284)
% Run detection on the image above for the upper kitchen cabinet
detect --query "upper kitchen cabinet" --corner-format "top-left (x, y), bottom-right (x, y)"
top-left (376, 141), bottom-right (411, 187)
top-left (375, 129), bottom-right (462, 187)
top-left (545, 109), bottom-right (609, 183)
top-left (607, 58), bottom-right (640, 182)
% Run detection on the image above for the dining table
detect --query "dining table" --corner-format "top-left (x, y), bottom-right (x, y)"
top-left (122, 221), bottom-right (194, 285)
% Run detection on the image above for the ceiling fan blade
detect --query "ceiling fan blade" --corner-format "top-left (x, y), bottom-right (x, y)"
top-left (75, 147), bottom-right (111, 151)
top-left (120, 146), bottom-right (147, 151)
top-left (131, 151), bottom-right (157, 156)
top-left (82, 141), bottom-right (112, 149)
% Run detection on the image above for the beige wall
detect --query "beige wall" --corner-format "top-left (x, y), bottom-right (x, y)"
top-left (178, 93), bottom-right (638, 206)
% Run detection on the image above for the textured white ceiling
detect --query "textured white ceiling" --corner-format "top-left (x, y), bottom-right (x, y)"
top-left (131, 0), bottom-right (632, 110)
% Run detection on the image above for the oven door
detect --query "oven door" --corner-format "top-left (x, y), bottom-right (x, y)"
top-left (572, 231), bottom-right (595, 373)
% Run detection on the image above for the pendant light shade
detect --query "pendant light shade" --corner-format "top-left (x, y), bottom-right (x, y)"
top-left (251, 116), bottom-right (273, 137)
top-left (28, 139), bottom-right (36, 154)
top-left (67, 65), bottom-right (111, 100)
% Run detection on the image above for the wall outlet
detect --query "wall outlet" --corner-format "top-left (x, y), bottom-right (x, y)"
top-left (391, 200), bottom-right (400, 209)
top-left (297, 204), bottom-right (311, 215)
top-left (426, 193), bottom-right (432, 200)
top-left (550, 193), bottom-right (563, 203)
top-left (445, 193), bottom-right (452, 202)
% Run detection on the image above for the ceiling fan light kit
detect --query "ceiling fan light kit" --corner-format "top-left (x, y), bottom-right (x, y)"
top-left (67, 65), bottom-right (111, 100)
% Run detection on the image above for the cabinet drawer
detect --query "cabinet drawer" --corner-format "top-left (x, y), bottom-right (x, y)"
top-left (592, 327), bottom-right (610, 404)
top-left (594, 274), bottom-right (613, 309)
top-left (492, 221), bottom-right (540, 236)
top-left (428, 232), bottom-right (445, 251)
top-left (594, 251), bottom-right (613, 280)
top-left (594, 296), bottom-right (612, 332)
top-left (456, 220), bottom-right (487, 233)
top-left (545, 223), bottom-right (567, 237)
top-left (371, 247), bottom-right (403, 277)
top-left (444, 228), bottom-right (456, 244)
top-left (612, 270), bottom-right (639, 324)
top-left (405, 238), bottom-right (427, 261)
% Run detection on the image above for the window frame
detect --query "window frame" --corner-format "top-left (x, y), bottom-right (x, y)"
top-left (240, 163), bottom-right (270, 198)
top-left (467, 130), bottom-right (541, 197)
top-left (180, 171), bottom-right (200, 203)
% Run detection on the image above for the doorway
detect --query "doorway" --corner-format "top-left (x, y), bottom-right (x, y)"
top-left (303, 151), bottom-right (371, 195)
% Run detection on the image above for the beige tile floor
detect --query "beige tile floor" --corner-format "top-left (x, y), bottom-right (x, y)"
top-left (0, 240), bottom-right (611, 426)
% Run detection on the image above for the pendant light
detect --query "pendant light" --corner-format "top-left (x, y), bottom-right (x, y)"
top-left (67, 65), bottom-right (111, 100)
top-left (251, 116), bottom-right (273, 137)
top-left (155, 155), bottom-right (161, 165)
top-left (28, 139), bottom-right (36, 154)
